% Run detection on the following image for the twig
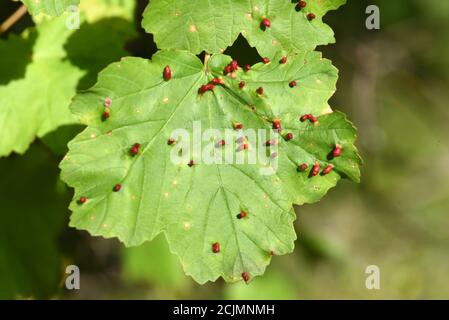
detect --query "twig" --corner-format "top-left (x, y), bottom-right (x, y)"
top-left (0, 5), bottom-right (27, 35)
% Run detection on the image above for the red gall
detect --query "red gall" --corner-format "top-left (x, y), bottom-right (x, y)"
top-left (163, 65), bottom-right (172, 81)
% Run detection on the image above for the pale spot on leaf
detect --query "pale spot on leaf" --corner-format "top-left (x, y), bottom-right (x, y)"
top-left (183, 222), bottom-right (192, 230)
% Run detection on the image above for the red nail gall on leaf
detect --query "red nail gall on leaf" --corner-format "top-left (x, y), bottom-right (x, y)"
top-left (130, 143), bottom-right (141, 156)
top-left (322, 164), bottom-right (334, 175)
top-left (311, 163), bottom-right (320, 176)
top-left (256, 87), bottom-right (264, 95)
top-left (230, 60), bottom-right (239, 70)
top-left (113, 184), bottom-right (122, 192)
top-left (104, 97), bottom-right (112, 107)
top-left (307, 13), bottom-right (316, 21)
top-left (224, 65), bottom-right (232, 74)
top-left (261, 18), bottom-right (271, 29)
top-left (242, 272), bottom-right (250, 282)
top-left (289, 80), bottom-right (297, 88)
top-left (332, 144), bottom-right (342, 158)
top-left (262, 57), bottom-right (270, 64)
top-left (237, 143), bottom-right (249, 152)
top-left (102, 109), bottom-right (110, 120)
top-left (211, 77), bottom-right (224, 85)
top-left (273, 119), bottom-right (281, 131)
top-left (239, 81), bottom-right (245, 89)
top-left (296, 0), bottom-right (307, 10)
top-left (233, 122), bottom-right (243, 130)
top-left (280, 56), bottom-right (287, 64)
top-left (78, 196), bottom-right (87, 204)
top-left (199, 83), bottom-right (215, 94)
top-left (212, 242), bottom-right (220, 253)
top-left (300, 114), bottom-right (318, 124)
top-left (188, 160), bottom-right (195, 167)
top-left (215, 140), bottom-right (226, 148)
top-left (298, 163), bottom-right (308, 171)
top-left (237, 210), bottom-right (247, 219)
top-left (285, 133), bottom-right (294, 141)
top-left (244, 64), bottom-right (251, 72)
top-left (163, 65), bottom-right (172, 81)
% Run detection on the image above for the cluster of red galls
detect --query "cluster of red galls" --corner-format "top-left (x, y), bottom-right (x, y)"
top-left (211, 210), bottom-right (253, 282)
top-left (298, 144), bottom-right (343, 177)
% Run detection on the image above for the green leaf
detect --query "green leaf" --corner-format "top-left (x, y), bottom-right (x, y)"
top-left (60, 50), bottom-right (360, 283)
top-left (142, 0), bottom-right (346, 57)
top-left (0, 144), bottom-right (69, 299)
top-left (0, 1), bottom-right (137, 157)
top-left (21, 0), bottom-right (80, 16)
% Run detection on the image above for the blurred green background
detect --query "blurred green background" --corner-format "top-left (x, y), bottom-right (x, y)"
top-left (1, 0), bottom-right (448, 299)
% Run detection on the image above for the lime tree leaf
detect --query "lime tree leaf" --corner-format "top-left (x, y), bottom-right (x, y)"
top-left (0, 0), bottom-right (137, 157)
top-left (21, 0), bottom-right (79, 16)
top-left (142, 0), bottom-right (346, 57)
top-left (0, 16), bottom-right (84, 157)
top-left (60, 50), bottom-right (360, 283)
top-left (0, 144), bottom-right (69, 299)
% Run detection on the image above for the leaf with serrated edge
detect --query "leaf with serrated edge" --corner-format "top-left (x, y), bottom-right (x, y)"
top-left (0, 16), bottom-right (83, 157)
top-left (21, 0), bottom-right (79, 16)
top-left (142, 0), bottom-right (346, 57)
top-left (60, 50), bottom-right (360, 283)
